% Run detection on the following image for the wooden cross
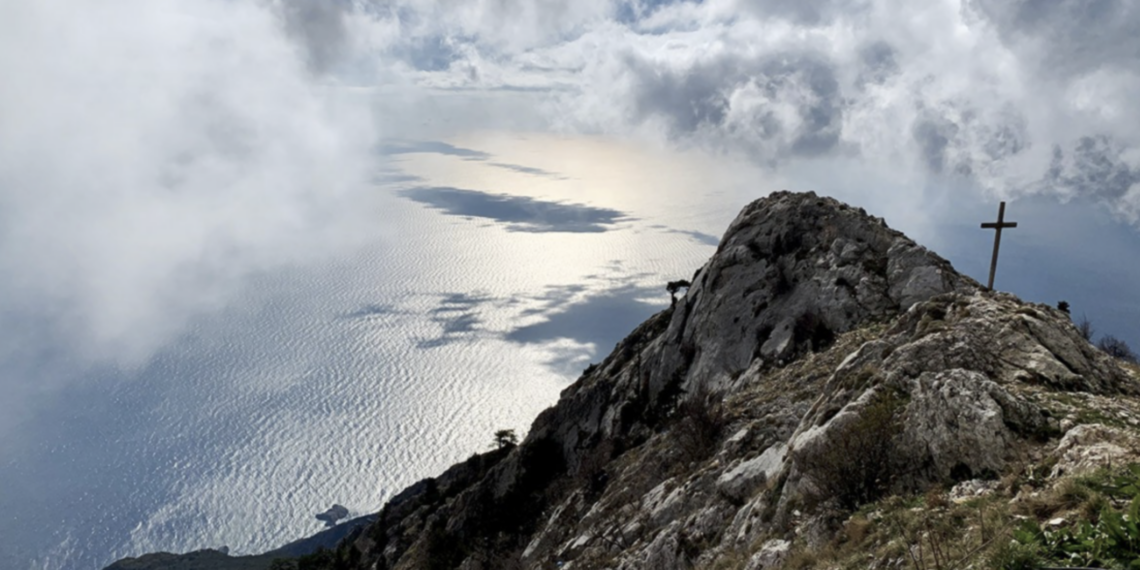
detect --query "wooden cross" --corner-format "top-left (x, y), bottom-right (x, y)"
top-left (981, 201), bottom-right (1017, 290)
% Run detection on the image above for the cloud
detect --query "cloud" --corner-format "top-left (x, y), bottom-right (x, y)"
top-left (1037, 136), bottom-right (1140, 221)
top-left (738, 0), bottom-right (867, 25)
top-left (0, 0), bottom-right (377, 367)
top-left (969, 0), bottom-right (1140, 76)
top-left (343, 0), bottom-right (1140, 223)
top-left (278, 0), bottom-right (352, 73)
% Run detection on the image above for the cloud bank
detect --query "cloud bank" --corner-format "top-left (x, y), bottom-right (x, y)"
top-left (340, 0), bottom-right (1140, 221)
top-left (0, 0), bottom-right (378, 367)
top-left (3, 0), bottom-right (1139, 378)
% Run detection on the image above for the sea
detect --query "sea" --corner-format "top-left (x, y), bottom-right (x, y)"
top-left (0, 134), bottom-right (760, 570)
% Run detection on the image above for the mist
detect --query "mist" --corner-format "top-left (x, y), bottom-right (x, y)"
top-left (0, 1), bottom-right (377, 364)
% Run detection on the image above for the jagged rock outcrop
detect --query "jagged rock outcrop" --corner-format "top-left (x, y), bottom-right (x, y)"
top-left (105, 191), bottom-right (1140, 570)
top-left (652, 191), bottom-right (973, 395)
top-left (333, 191), bottom-right (1135, 570)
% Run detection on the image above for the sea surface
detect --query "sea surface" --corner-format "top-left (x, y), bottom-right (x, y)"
top-left (0, 134), bottom-right (757, 570)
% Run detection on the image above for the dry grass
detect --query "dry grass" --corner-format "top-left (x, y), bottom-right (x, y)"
top-left (1121, 360), bottom-right (1140, 381)
top-left (704, 477), bottom-right (1034, 570)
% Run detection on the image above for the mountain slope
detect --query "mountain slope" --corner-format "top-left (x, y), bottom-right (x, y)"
top-left (106, 191), bottom-right (1140, 570)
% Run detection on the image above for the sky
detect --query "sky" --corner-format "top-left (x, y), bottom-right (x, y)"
top-left (0, 0), bottom-right (1139, 562)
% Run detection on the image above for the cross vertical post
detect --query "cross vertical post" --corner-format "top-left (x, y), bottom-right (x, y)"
top-left (980, 201), bottom-right (1018, 291)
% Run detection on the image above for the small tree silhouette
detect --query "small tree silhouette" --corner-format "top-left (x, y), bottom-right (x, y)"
top-left (492, 429), bottom-right (518, 450)
top-left (1077, 316), bottom-right (1095, 342)
top-left (1098, 335), bottom-right (1138, 363)
top-left (666, 279), bottom-right (692, 308)
top-left (798, 390), bottom-right (906, 511)
top-left (1057, 300), bottom-right (1070, 314)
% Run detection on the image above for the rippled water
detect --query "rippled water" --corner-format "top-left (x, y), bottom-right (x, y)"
top-left (0, 135), bottom-right (757, 570)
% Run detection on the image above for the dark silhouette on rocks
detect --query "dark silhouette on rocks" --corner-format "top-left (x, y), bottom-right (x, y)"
top-left (666, 279), bottom-right (691, 308)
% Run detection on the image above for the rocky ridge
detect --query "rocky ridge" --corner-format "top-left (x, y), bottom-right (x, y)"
top-left (105, 191), bottom-right (1140, 570)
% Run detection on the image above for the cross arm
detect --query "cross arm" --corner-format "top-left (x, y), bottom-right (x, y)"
top-left (981, 222), bottom-right (1018, 229)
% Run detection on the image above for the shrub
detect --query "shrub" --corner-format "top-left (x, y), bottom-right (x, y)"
top-left (666, 279), bottom-right (691, 307)
top-left (492, 429), bottom-right (518, 450)
top-left (1097, 334), bottom-right (1138, 363)
top-left (674, 382), bottom-right (727, 464)
top-left (1077, 316), bottom-right (1095, 341)
top-left (794, 311), bottom-right (835, 353)
top-left (798, 389), bottom-right (906, 511)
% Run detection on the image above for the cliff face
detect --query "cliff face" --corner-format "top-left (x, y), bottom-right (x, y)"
top-left (106, 192), bottom-right (1140, 570)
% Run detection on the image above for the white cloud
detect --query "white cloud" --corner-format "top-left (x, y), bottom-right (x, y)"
top-left (0, 0), bottom-right (378, 366)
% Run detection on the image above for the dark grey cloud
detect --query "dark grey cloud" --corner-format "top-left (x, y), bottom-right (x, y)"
top-left (430, 84), bottom-right (570, 93)
top-left (629, 55), bottom-right (731, 133)
top-left (780, 56), bottom-right (843, 156)
top-left (628, 52), bottom-right (843, 158)
top-left (738, 0), bottom-right (866, 25)
top-left (397, 35), bottom-right (464, 72)
top-left (911, 111), bottom-right (958, 174)
top-left (856, 41), bottom-right (899, 87)
top-left (970, 0), bottom-right (1140, 74)
top-left (278, 0), bottom-right (351, 73)
top-left (908, 103), bottom-right (1030, 179)
top-left (398, 186), bottom-right (630, 232)
top-left (1041, 136), bottom-right (1140, 200)
top-left (615, 0), bottom-right (692, 24)
top-left (981, 117), bottom-right (1029, 162)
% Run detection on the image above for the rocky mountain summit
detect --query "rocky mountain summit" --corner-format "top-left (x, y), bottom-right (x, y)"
top-left (106, 192), bottom-right (1140, 570)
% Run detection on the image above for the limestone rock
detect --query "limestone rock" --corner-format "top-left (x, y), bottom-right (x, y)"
top-left (744, 539), bottom-right (791, 570)
top-left (949, 479), bottom-right (999, 503)
top-left (1051, 423), bottom-right (1140, 478)
top-left (651, 192), bottom-right (976, 400)
top-left (717, 443), bottom-right (787, 502)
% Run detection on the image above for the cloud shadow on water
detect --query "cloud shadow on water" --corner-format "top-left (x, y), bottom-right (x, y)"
top-left (399, 187), bottom-right (631, 232)
top-left (378, 140), bottom-right (569, 180)
top-left (504, 283), bottom-right (666, 370)
top-left (372, 171), bottom-right (423, 185)
top-left (487, 162), bottom-right (567, 180)
top-left (416, 293), bottom-right (493, 349)
top-left (340, 303), bottom-right (403, 320)
top-left (647, 224), bottom-right (721, 247)
top-left (377, 140), bottom-right (491, 160)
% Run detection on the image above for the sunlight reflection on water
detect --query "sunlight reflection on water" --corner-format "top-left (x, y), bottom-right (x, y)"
top-left (0, 134), bottom-right (766, 570)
